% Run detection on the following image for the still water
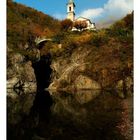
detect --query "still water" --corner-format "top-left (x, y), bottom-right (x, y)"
top-left (7, 89), bottom-right (133, 140)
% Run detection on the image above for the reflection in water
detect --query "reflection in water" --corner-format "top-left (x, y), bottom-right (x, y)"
top-left (30, 90), bottom-right (53, 137)
top-left (7, 89), bottom-right (133, 140)
top-left (7, 89), bottom-right (36, 140)
top-left (7, 90), bottom-right (53, 140)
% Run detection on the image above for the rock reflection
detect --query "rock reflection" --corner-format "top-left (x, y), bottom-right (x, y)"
top-left (74, 90), bottom-right (101, 104)
top-left (49, 90), bottom-right (101, 122)
top-left (7, 89), bottom-right (36, 140)
top-left (7, 89), bottom-right (53, 140)
top-left (47, 90), bottom-right (133, 140)
top-left (7, 89), bottom-right (36, 125)
top-left (116, 89), bottom-right (133, 99)
top-left (7, 89), bottom-right (133, 140)
top-left (30, 90), bottom-right (53, 137)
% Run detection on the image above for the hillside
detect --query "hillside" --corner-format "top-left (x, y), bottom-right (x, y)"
top-left (7, 0), bottom-right (60, 49)
top-left (7, 0), bottom-right (133, 93)
top-left (47, 12), bottom-right (133, 91)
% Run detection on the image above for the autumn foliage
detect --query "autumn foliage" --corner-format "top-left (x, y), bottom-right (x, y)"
top-left (61, 19), bottom-right (73, 31)
top-left (7, 0), bottom-right (60, 48)
top-left (74, 21), bottom-right (87, 31)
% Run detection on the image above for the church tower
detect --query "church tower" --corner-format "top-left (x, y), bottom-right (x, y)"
top-left (67, 0), bottom-right (75, 21)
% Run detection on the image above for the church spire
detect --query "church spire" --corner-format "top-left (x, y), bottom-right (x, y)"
top-left (69, 0), bottom-right (74, 3)
top-left (67, 0), bottom-right (75, 21)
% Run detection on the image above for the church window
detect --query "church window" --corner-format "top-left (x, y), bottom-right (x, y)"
top-left (69, 7), bottom-right (71, 11)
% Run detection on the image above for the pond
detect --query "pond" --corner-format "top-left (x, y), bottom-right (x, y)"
top-left (7, 89), bottom-right (133, 140)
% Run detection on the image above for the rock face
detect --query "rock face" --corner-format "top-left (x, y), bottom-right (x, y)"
top-left (7, 41), bottom-right (133, 91)
top-left (74, 75), bottom-right (101, 89)
top-left (7, 48), bottom-right (37, 91)
top-left (49, 45), bottom-right (132, 91)
top-left (48, 46), bottom-right (101, 90)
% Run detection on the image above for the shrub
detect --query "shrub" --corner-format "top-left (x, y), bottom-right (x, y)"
top-left (108, 12), bottom-right (133, 43)
top-left (123, 12), bottom-right (133, 30)
top-left (7, 0), bottom-right (60, 48)
top-left (73, 20), bottom-right (87, 31)
top-left (90, 30), bottom-right (109, 47)
top-left (42, 27), bottom-right (55, 38)
top-left (61, 19), bottom-right (73, 31)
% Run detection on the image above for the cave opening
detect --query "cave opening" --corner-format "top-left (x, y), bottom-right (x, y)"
top-left (32, 53), bottom-right (52, 92)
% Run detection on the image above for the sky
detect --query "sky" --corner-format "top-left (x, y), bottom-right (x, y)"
top-left (13, 0), bottom-right (133, 28)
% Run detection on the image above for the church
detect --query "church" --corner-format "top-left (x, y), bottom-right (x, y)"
top-left (67, 0), bottom-right (96, 31)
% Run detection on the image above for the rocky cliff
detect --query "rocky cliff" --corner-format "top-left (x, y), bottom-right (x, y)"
top-left (48, 41), bottom-right (133, 93)
top-left (7, 47), bottom-right (37, 92)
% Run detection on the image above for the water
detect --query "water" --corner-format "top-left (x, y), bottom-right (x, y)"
top-left (7, 89), bottom-right (133, 140)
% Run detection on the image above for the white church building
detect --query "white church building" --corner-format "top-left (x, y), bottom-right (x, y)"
top-left (67, 0), bottom-right (96, 31)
